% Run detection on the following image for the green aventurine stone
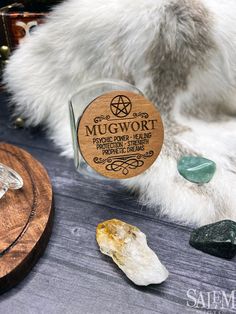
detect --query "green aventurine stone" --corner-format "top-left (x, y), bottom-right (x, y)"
top-left (177, 156), bottom-right (216, 184)
top-left (190, 220), bottom-right (236, 259)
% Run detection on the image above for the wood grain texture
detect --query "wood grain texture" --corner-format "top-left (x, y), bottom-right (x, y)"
top-left (0, 91), bottom-right (235, 313)
top-left (0, 142), bottom-right (53, 293)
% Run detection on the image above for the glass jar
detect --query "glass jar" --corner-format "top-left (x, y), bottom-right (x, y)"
top-left (69, 79), bottom-right (164, 180)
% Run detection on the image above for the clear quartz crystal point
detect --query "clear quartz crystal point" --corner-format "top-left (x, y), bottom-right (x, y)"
top-left (0, 182), bottom-right (8, 199)
top-left (0, 163), bottom-right (23, 199)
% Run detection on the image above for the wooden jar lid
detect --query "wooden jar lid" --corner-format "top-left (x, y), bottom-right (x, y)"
top-left (0, 143), bottom-right (53, 293)
top-left (78, 91), bottom-right (164, 179)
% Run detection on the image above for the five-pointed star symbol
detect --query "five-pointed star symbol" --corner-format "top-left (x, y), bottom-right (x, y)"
top-left (111, 96), bottom-right (131, 117)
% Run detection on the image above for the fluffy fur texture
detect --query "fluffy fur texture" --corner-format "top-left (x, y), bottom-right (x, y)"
top-left (4, 0), bottom-right (236, 226)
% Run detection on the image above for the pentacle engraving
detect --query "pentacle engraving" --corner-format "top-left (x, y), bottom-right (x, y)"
top-left (110, 95), bottom-right (132, 118)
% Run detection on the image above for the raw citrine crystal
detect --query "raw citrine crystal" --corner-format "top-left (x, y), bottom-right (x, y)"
top-left (96, 219), bottom-right (169, 286)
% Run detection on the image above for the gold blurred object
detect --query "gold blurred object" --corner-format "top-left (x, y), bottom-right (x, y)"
top-left (14, 117), bottom-right (25, 128)
top-left (0, 45), bottom-right (10, 60)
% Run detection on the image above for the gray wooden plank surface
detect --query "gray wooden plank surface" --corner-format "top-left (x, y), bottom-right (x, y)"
top-left (0, 92), bottom-right (235, 313)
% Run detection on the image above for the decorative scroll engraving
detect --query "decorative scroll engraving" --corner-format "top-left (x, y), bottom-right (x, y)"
top-left (133, 112), bottom-right (149, 119)
top-left (106, 158), bottom-right (144, 175)
top-left (94, 151), bottom-right (154, 175)
top-left (94, 115), bottom-right (110, 123)
top-left (94, 112), bottom-right (149, 123)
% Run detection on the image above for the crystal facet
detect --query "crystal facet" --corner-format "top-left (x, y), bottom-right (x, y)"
top-left (0, 163), bottom-right (23, 199)
top-left (190, 220), bottom-right (236, 259)
top-left (96, 219), bottom-right (169, 286)
top-left (177, 156), bottom-right (216, 184)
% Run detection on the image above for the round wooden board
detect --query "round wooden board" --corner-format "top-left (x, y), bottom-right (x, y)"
top-left (0, 143), bottom-right (53, 294)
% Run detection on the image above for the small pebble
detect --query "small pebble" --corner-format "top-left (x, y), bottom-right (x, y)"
top-left (177, 156), bottom-right (216, 184)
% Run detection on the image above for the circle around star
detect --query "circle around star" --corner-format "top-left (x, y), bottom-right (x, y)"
top-left (110, 95), bottom-right (132, 118)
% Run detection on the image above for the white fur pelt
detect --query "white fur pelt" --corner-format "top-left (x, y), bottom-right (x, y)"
top-left (4, 0), bottom-right (236, 226)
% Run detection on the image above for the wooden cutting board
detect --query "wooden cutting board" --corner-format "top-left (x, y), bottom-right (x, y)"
top-left (0, 143), bottom-right (53, 293)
